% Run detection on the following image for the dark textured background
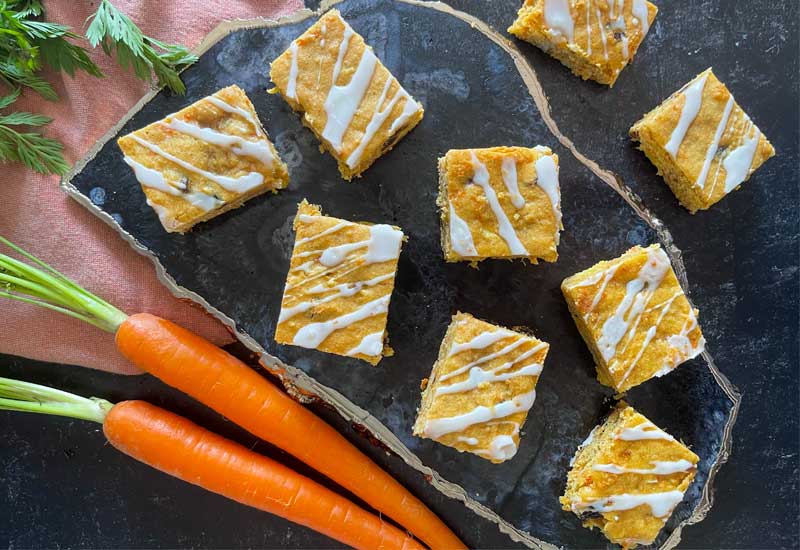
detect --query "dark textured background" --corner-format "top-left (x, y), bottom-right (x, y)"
top-left (1, 0), bottom-right (797, 548)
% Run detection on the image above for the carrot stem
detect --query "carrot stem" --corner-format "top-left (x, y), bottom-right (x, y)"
top-left (0, 236), bottom-right (128, 333)
top-left (0, 377), bottom-right (113, 424)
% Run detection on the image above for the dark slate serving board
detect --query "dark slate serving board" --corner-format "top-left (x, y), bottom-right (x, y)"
top-left (62, 0), bottom-right (738, 547)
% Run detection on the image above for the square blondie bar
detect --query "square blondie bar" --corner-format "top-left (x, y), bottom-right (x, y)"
top-left (118, 85), bottom-right (288, 233)
top-left (561, 244), bottom-right (704, 393)
top-left (413, 312), bottom-right (549, 463)
top-left (561, 402), bottom-right (699, 548)
top-left (275, 200), bottom-right (404, 365)
top-left (270, 9), bottom-right (424, 180)
top-left (630, 68), bottom-right (775, 212)
top-left (508, 0), bottom-right (657, 86)
top-left (438, 146), bottom-right (562, 263)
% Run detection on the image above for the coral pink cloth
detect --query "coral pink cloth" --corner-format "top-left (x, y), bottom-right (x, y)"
top-left (0, 0), bottom-right (302, 375)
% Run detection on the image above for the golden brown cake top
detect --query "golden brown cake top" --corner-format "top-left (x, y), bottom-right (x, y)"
top-left (274, 200), bottom-right (404, 365)
top-left (441, 146), bottom-right (561, 262)
top-left (509, 0), bottom-right (657, 75)
top-left (117, 85), bottom-right (287, 232)
top-left (562, 244), bottom-right (705, 391)
top-left (413, 312), bottom-right (549, 463)
top-left (631, 68), bottom-right (775, 206)
top-left (563, 403), bottom-right (699, 547)
top-left (269, 10), bottom-right (423, 175)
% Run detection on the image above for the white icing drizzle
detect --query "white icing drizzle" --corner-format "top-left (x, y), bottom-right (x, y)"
top-left (295, 220), bottom-right (353, 245)
top-left (310, 239), bottom-right (370, 266)
top-left (456, 436), bottom-right (479, 446)
top-left (584, 0), bottom-right (592, 56)
top-left (595, 5), bottom-right (609, 61)
top-left (297, 224), bottom-right (402, 267)
top-left (422, 389), bottom-right (536, 439)
top-left (593, 459), bottom-right (695, 475)
top-left (439, 338), bottom-right (535, 383)
top-left (543, 0), bottom-right (575, 42)
top-left (695, 96), bottom-right (734, 189)
top-left (204, 96), bottom-right (264, 137)
top-left (722, 122), bottom-right (760, 193)
top-left (145, 198), bottom-right (173, 228)
top-left (388, 92), bottom-right (422, 134)
top-left (665, 72), bottom-right (709, 158)
top-left (570, 425), bottom-right (600, 466)
top-left (534, 154), bottom-right (562, 244)
top-left (609, 15), bottom-right (629, 59)
top-left (448, 202), bottom-right (478, 257)
top-left (632, 0), bottom-right (651, 34)
top-left (448, 328), bottom-right (516, 357)
top-left (322, 19), bottom-right (378, 152)
top-left (345, 331), bottom-right (384, 357)
top-left (500, 157), bottom-right (525, 209)
top-left (128, 135), bottom-right (264, 193)
top-left (597, 247), bottom-right (670, 362)
top-left (292, 295), bottom-right (389, 349)
top-left (435, 363), bottom-right (542, 396)
top-left (123, 157), bottom-right (222, 212)
top-left (617, 289), bottom-right (681, 385)
top-left (666, 307), bottom-right (705, 363)
top-left (475, 435), bottom-right (518, 461)
top-left (587, 265), bottom-right (621, 315)
top-left (571, 490), bottom-right (685, 518)
top-left (345, 76), bottom-right (398, 168)
top-left (469, 151), bottom-right (528, 256)
top-left (616, 421), bottom-right (675, 441)
top-left (163, 117), bottom-right (273, 167)
top-left (278, 273), bottom-right (393, 323)
top-left (286, 41), bottom-right (299, 100)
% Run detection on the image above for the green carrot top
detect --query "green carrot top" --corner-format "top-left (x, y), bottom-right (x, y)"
top-left (0, 235), bottom-right (128, 333)
top-left (0, 376), bottom-right (113, 424)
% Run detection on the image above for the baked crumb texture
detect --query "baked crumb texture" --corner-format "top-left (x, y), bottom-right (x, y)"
top-left (437, 146), bottom-right (562, 264)
top-left (412, 312), bottom-right (549, 463)
top-left (508, 0), bottom-right (657, 86)
top-left (269, 9), bottom-right (424, 180)
top-left (561, 244), bottom-right (705, 393)
top-left (274, 200), bottom-right (404, 365)
top-left (630, 68), bottom-right (775, 213)
top-left (561, 402), bottom-right (699, 549)
top-left (117, 85), bottom-right (289, 233)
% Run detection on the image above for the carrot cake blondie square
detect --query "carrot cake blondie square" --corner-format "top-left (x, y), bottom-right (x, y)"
top-left (508, 0), bottom-right (657, 86)
top-left (275, 200), bottom-right (404, 365)
top-left (630, 68), bottom-right (775, 212)
top-left (561, 402), bottom-right (699, 548)
top-left (413, 313), bottom-right (549, 463)
top-left (118, 85), bottom-right (288, 233)
top-left (561, 244), bottom-right (704, 393)
top-left (270, 9), bottom-right (424, 180)
top-left (438, 146), bottom-right (562, 263)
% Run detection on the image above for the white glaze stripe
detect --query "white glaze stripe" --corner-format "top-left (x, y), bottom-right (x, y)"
top-left (448, 329), bottom-right (515, 357)
top-left (128, 135), bottom-right (264, 193)
top-left (469, 151), bottom-right (528, 256)
top-left (534, 154), bottom-right (562, 244)
top-left (345, 331), bottom-right (384, 357)
top-left (296, 220), bottom-right (353, 245)
top-left (616, 421), bottom-right (675, 441)
top-left (286, 42), bottom-right (299, 100)
top-left (665, 72), bottom-right (709, 158)
top-left (435, 362), bottom-right (542, 396)
top-left (292, 295), bottom-right (389, 349)
top-left (571, 490), bottom-right (685, 518)
top-left (543, 0), bottom-right (574, 41)
top-left (722, 123), bottom-right (760, 193)
top-left (592, 459), bottom-right (695, 475)
top-left (448, 202), bottom-right (478, 257)
top-left (439, 338), bottom-right (530, 382)
top-left (163, 117), bottom-right (273, 167)
top-left (204, 96), bottom-right (264, 137)
top-left (695, 96), bottom-right (734, 189)
top-left (124, 157), bottom-right (222, 212)
top-left (422, 389), bottom-right (536, 439)
top-left (501, 157), bottom-right (525, 209)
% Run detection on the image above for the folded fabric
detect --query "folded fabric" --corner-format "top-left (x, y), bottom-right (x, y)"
top-left (0, 0), bottom-right (302, 375)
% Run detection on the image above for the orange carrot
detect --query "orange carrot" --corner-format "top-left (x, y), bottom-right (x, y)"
top-left (0, 377), bottom-right (423, 550)
top-left (0, 237), bottom-right (466, 550)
